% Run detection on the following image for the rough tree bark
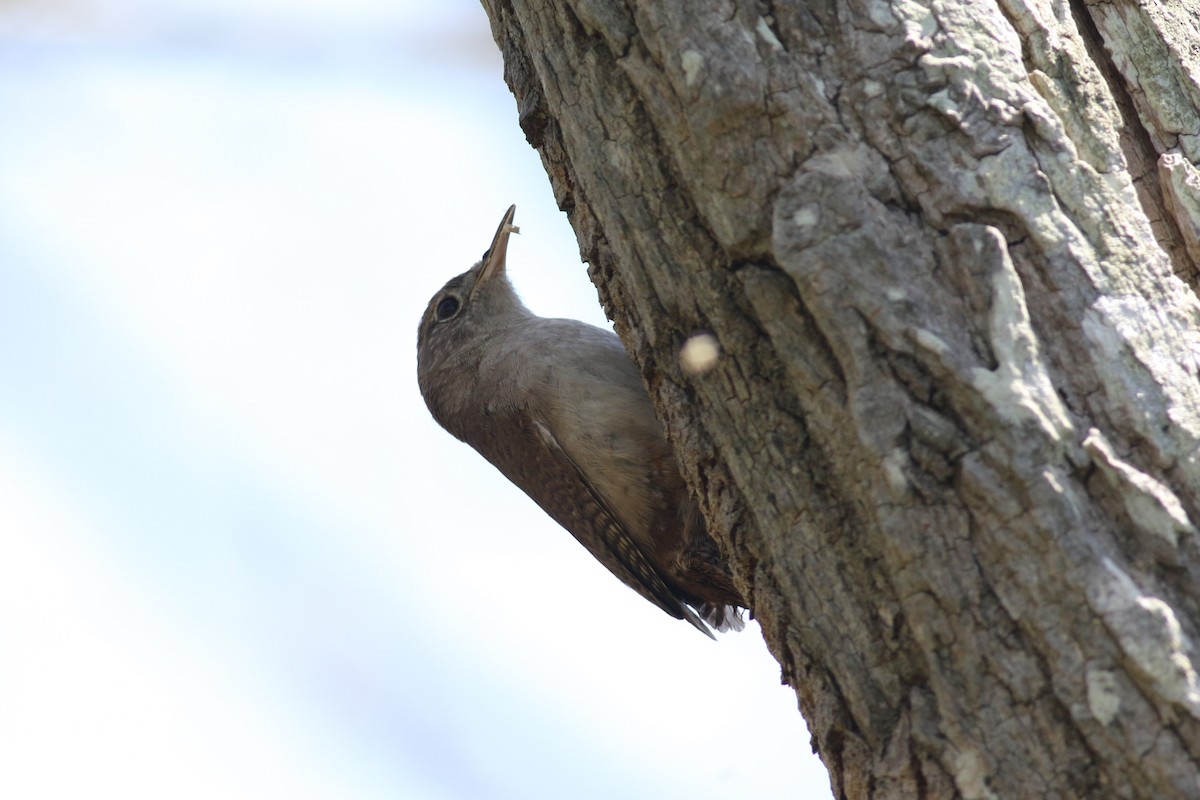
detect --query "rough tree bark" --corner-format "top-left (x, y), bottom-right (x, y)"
top-left (479, 1), bottom-right (1200, 797)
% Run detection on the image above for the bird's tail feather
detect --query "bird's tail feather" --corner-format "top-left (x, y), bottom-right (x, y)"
top-left (682, 605), bottom-right (717, 639)
top-left (699, 603), bottom-right (746, 633)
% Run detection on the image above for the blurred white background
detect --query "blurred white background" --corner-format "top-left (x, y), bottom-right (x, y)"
top-left (0, 1), bottom-right (832, 797)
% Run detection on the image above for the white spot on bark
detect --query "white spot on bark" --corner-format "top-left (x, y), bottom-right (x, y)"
top-left (919, 53), bottom-right (977, 75)
top-left (878, 604), bottom-right (896, 628)
top-left (1086, 666), bottom-right (1121, 726)
top-left (681, 50), bottom-right (704, 87)
top-left (680, 333), bottom-right (720, 376)
top-left (914, 328), bottom-right (949, 356)
top-left (755, 17), bottom-right (783, 52)
top-left (952, 748), bottom-right (998, 800)
top-left (1083, 428), bottom-right (1194, 547)
top-left (861, 79), bottom-right (884, 98)
top-left (792, 205), bottom-right (819, 228)
top-left (882, 449), bottom-right (909, 495)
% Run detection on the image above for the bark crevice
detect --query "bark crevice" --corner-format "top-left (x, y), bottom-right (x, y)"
top-left (1068, 0), bottom-right (1198, 286)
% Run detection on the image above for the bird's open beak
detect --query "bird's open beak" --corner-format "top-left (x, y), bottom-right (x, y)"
top-left (476, 204), bottom-right (519, 290)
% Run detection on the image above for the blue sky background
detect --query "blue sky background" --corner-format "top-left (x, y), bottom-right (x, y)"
top-left (0, 1), bottom-right (832, 797)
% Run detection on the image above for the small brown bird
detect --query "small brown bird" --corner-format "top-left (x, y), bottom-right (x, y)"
top-left (416, 205), bottom-right (745, 637)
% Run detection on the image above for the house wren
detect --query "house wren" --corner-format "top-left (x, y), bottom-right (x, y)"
top-left (416, 205), bottom-right (745, 637)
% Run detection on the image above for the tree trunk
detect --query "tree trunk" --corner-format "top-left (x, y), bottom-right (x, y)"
top-left (479, 0), bottom-right (1200, 797)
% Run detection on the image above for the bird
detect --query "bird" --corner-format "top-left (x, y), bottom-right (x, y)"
top-left (416, 205), bottom-right (746, 637)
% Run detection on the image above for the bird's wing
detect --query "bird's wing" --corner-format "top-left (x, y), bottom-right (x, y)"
top-left (466, 406), bottom-right (714, 638)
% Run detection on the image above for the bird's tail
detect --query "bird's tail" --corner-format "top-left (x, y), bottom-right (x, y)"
top-left (682, 605), bottom-right (717, 639)
top-left (698, 603), bottom-right (746, 633)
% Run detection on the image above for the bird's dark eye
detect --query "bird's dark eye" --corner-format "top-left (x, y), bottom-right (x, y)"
top-left (435, 295), bottom-right (461, 321)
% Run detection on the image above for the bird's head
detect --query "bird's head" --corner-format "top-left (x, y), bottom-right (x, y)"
top-left (416, 204), bottom-right (528, 413)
